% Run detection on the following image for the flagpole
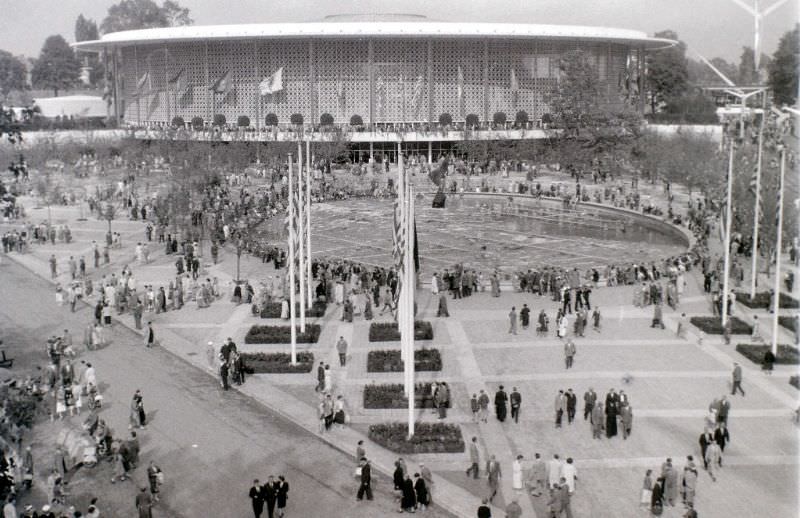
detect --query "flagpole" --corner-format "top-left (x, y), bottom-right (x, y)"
top-left (750, 92), bottom-right (766, 298)
top-left (397, 143), bottom-right (407, 366)
top-left (770, 149), bottom-right (785, 355)
top-left (297, 141), bottom-right (307, 332)
top-left (721, 137), bottom-right (735, 327)
top-left (306, 139), bottom-right (312, 309)
top-left (407, 178), bottom-right (416, 439)
top-left (288, 153), bottom-right (297, 365)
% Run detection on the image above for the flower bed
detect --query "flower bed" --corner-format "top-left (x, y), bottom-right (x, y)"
top-left (244, 324), bottom-right (321, 344)
top-left (734, 291), bottom-right (799, 309)
top-left (735, 344), bottom-right (800, 365)
top-left (690, 316), bottom-right (752, 335)
top-left (368, 321), bottom-right (434, 342)
top-left (368, 422), bottom-right (465, 454)
top-left (260, 300), bottom-right (327, 319)
top-left (367, 349), bottom-right (442, 373)
top-left (778, 316), bottom-right (798, 333)
top-left (242, 352), bottom-right (314, 373)
top-left (790, 376), bottom-right (799, 390)
top-left (363, 383), bottom-right (447, 409)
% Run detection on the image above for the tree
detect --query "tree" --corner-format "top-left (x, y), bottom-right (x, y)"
top-left (546, 50), bottom-right (599, 130)
top-left (737, 46), bottom-right (770, 86)
top-left (768, 24), bottom-right (799, 106)
top-left (646, 30), bottom-right (689, 113)
top-left (74, 15), bottom-right (103, 86)
top-left (0, 50), bottom-right (27, 97)
top-left (30, 35), bottom-right (80, 97)
top-left (688, 57), bottom-right (737, 86)
top-left (100, 0), bottom-right (192, 34)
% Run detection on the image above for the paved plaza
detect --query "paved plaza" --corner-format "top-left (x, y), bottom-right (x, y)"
top-left (1, 188), bottom-right (798, 517)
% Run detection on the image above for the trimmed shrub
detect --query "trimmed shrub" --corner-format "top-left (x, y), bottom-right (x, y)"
top-left (779, 316), bottom-right (798, 333)
top-left (171, 116), bottom-right (185, 128)
top-left (320, 113), bottom-right (334, 125)
top-left (493, 111), bottom-right (507, 125)
top-left (735, 344), bottom-right (799, 365)
top-left (265, 113), bottom-right (279, 126)
top-left (350, 114), bottom-right (364, 126)
top-left (191, 116), bottom-right (204, 130)
top-left (244, 324), bottom-right (321, 344)
top-left (290, 113), bottom-right (304, 125)
top-left (690, 316), bottom-right (752, 335)
top-left (735, 291), bottom-right (799, 309)
top-left (438, 113), bottom-right (453, 126)
top-left (242, 351), bottom-right (314, 373)
top-left (363, 383), bottom-right (449, 409)
top-left (260, 300), bottom-right (327, 319)
top-left (515, 110), bottom-right (529, 125)
top-left (367, 349), bottom-right (442, 373)
top-left (368, 321), bottom-right (434, 342)
top-left (541, 113), bottom-right (553, 124)
top-left (790, 376), bottom-right (799, 390)
top-left (237, 115), bottom-right (251, 128)
top-left (465, 114), bottom-right (479, 128)
top-left (368, 422), bottom-right (465, 454)
top-left (213, 114), bottom-right (226, 127)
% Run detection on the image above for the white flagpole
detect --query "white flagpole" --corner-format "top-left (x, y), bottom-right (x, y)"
top-left (306, 140), bottom-right (312, 308)
top-left (721, 139), bottom-right (735, 327)
top-left (397, 144), bottom-right (407, 366)
top-left (750, 92), bottom-right (766, 298)
top-left (770, 149), bottom-right (785, 355)
top-left (297, 142), bottom-right (306, 332)
top-left (407, 178), bottom-right (415, 438)
top-left (288, 154), bottom-right (297, 364)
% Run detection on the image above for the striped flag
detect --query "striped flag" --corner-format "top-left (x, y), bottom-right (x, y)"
top-left (392, 165), bottom-right (408, 309)
top-left (136, 71), bottom-right (151, 96)
top-left (719, 204), bottom-right (726, 244)
top-left (169, 68), bottom-right (189, 97)
top-left (210, 70), bottom-right (233, 95)
top-left (749, 167), bottom-right (759, 196)
top-left (775, 158), bottom-right (783, 229)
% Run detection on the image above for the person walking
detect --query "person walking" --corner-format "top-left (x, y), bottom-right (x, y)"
top-left (494, 386), bottom-right (508, 422)
top-left (145, 322), bottom-right (155, 348)
top-left (520, 304), bottom-right (530, 330)
top-left (249, 479), bottom-right (264, 518)
top-left (146, 461), bottom-right (162, 502)
top-left (554, 390), bottom-right (566, 428)
top-left (486, 455), bottom-right (501, 503)
top-left (731, 362), bottom-right (745, 396)
top-left (413, 473), bottom-right (429, 511)
top-left (565, 389), bottom-right (577, 424)
top-left (275, 476), bottom-right (289, 517)
top-left (336, 336), bottom-right (348, 366)
top-left (583, 388), bottom-right (597, 421)
top-left (714, 423), bottom-right (730, 460)
top-left (682, 462), bottom-right (698, 508)
top-left (508, 307), bottom-right (518, 335)
top-left (477, 499), bottom-right (492, 518)
top-left (563, 339), bottom-right (576, 369)
top-left (705, 441), bottom-right (722, 481)
top-left (512, 455), bottom-right (524, 493)
top-left (135, 485), bottom-right (153, 518)
top-left (470, 393), bottom-right (480, 423)
top-left (510, 387), bottom-right (522, 423)
top-left (478, 390), bottom-right (490, 423)
top-left (356, 458), bottom-right (373, 501)
top-left (466, 436), bottom-right (480, 479)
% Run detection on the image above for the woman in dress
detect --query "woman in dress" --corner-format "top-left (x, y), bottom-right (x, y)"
top-left (512, 455), bottom-right (523, 492)
top-left (491, 273), bottom-right (501, 297)
top-left (393, 461), bottom-right (405, 493)
top-left (431, 273), bottom-right (439, 295)
top-left (558, 314), bottom-right (568, 339)
top-left (363, 296), bottom-right (373, 320)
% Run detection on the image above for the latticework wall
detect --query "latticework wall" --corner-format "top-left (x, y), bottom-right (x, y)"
top-left (119, 38), bottom-right (635, 125)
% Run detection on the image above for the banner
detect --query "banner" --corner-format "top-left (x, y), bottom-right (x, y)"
top-left (457, 66), bottom-right (464, 102)
top-left (170, 68), bottom-right (189, 96)
top-left (210, 70), bottom-right (233, 94)
top-left (136, 71), bottom-right (150, 96)
top-left (259, 67), bottom-right (284, 96)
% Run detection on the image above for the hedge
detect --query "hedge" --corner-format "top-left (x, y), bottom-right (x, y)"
top-left (735, 344), bottom-right (800, 365)
top-left (171, 116), bottom-right (185, 128)
top-left (367, 349), bottom-right (442, 373)
top-left (790, 376), bottom-right (799, 390)
top-left (690, 316), bottom-right (752, 335)
top-left (265, 113), bottom-right (279, 126)
top-left (465, 114), bottom-right (479, 128)
top-left (320, 113), bottom-right (334, 125)
top-left (191, 116), bottom-right (204, 130)
top-left (368, 321), bottom-right (433, 342)
top-left (244, 324), bottom-right (321, 344)
top-left (349, 114), bottom-right (364, 126)
top-left (290, 113), bottom-right (304, 125)
top-left (363, 383), bottom-right (447, 409)
top-left (779, 316), bottom-right (798, 333)
top-left (734, 291), bottom-right (799, 309)
top-left (242, 351), bottom-right (314, 373)
top-left (260, 300), bottom-right (327, 319)
top-left (237, 115), bottom-right (251, 127)
top-left (438, 113), bottom-right (453, 126)
top-left (368, 422), bottom-right (465, 454)
top-left (493, 112), bottom-right (507, 125)
top-left (213, 114), bottom-right (226, 127)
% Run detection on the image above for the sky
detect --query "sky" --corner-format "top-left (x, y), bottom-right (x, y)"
top-left (0, 0), bottom-right (797, 64)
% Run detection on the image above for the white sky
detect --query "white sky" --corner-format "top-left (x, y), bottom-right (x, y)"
top-left (0, 0), bottom-right (797, 63)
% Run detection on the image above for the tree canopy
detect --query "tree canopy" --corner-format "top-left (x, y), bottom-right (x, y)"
top-left (0, 50), bottom-right (28, 97)
top-left (100, 0), bottom-right (193, 34)
top-left (30, 35), bottom-right (80, 97)
top-left (646, 30), bottom-right (689, 113)
top-left (75, 15), bottom-right (103, 86)
top-left (768, 24), bottom-right (799, 106)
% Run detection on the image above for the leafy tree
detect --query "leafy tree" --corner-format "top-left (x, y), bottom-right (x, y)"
top-left (30, 35), bottom-right (80, 96)
top-left (656, 88), bottom-right (719, 124)
top-left (688, 57), bottom-right (737, 86)
top-left (74, 15), bottom-right (103, 86)
top-left (768, 24), bottom-right (799, 106)
top-left (646, 30), bottom-right (689, 113)
top-left (547, 50), bottom-right (599, 130)
top-left (0, 50), bottom-right (27, 97)
top-left (100, 0), bottom-right (192, 34)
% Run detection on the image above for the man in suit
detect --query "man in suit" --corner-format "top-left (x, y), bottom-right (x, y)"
top-left (565, 389), bottom-right (577, 423)
top-left (583, 388), bottom-right (597, 422)
top-left (731, 362), bottom-right (745, 396)
top-left (486, 455), bottom-right (502, 502)
top-left (262, 476), bottom-right (277, 518)
top-left (357, 458), bottom-right (373, 501)
top-left (698, 428), bottom-right (715, 470)
top-left (249, 479), bottom-right (264, 518)
top-left (714, 424), bottom-right (730, 464)
top-left (510, 387), bottom-right (522, 423)
top-left (466, 436), bottom-right (480, 479)
top-left (495, 386), bottom-right (508, 422)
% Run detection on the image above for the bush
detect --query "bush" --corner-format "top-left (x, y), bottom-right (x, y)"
top-left (735, 291), bottom-right (799, 309)
top-left (242, 351), bottom-right (314, 373)
top-left (368, 422), bottom-right (465, 454)
top-left (493, 111), bottom-right (507, 125)
top-left (790, 376), bottom-right (799, 390)
top-left (690, 316), bottom-right (752, 335)
top-left (0, 388), bottom-right (39, 429)
top-left (191, 116), bottom-right (204, 130)
top-left (213, 114), bottom-right (226, 127)
top-left (290, 113), bottom-right (304, 125)
top-left (541, 113), bottom-right (553, 124)
top-left (367, 349), bottom-right (442, 372)
top-left (320, 113), bottom-right (334, 125)
top-left (368, 321), bottom-right (434, 342)
top-left (244, 324), bottom-right (321, 344)
top-left (779, 316), bottom-right (798, 333)
top-left (237, 115), bottom-right (251, 128)
top-left (735, 344), bottom-right (800, 365)
top-left (438, 113), bottom-right (453, 126)
top-left (364, 383), bottom-right (449, 409)
top-left (260, 300), bottom-right (327, 319)
top-left (350, 114), bottom-right (364, 126)
top-left (465, 114), bottom-right (479, 128)
top-left (171, 116), bottom-right (185, 128)
top-left (265, 113), bottom-right (279, 126)
top-left (515, 110), bottom-right (529, 125)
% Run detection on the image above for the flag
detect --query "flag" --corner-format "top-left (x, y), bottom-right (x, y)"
top-left (259, 67), bottom-right (284, 96)
top-left (392, 165), bottom-right (408, 308)
top-left (375, 75), bottom-right (385, 116)
top-left (775, 158), bottom-right (783, 228)
top-left (136, 71), bottom-right (150, 96)
top-left (510, 68), bottom-right (519, 93)
top-left (719, 204), bottom-right (726, 244)
top-left (412, 75), bottom-right (424, 116)
top-left (457, 66), bottom-right (464, 102)
top-left (210, 70), bottom-right (233, 94)
top-left (148, 92), bottom-right (160, 115)
top-left (170, 68), bottom-right (189, 96)
top-left (413, 217), bottom-right (419, 273)
top-left (749, 167), bottom-right (759, 196)
top-left (337, 81), bottom-right (346, 114)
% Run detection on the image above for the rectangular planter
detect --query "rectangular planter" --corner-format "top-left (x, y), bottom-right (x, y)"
top-left (244, 324), bottom-right (321, 344)
top-left (366, 349), bottom-right (442, 372)
top-left (368, 321), bottom-right (433, 342)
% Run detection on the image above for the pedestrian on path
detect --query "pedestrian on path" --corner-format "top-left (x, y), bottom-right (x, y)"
top-left (477, 499), bottom-right (491, 518)
top-left (528, 453), bottom-right (545, 497)
top-left (565, 389), bottom-right (577, 424)
top-left (420, 463), bottom-right (433, 504)
top-left (705, 442), bottom-right (722, 481)
top-left (651, 303), bottom-right (665, 329)
top-left (506, 500), bottom-right (522, 518)
top-left (520, 304), bottom-right (530, 330)
top-left (560, 458), bottom-right (577, 494)
top-left (49, 255), bottom-right (57, 279)
top-left (546, 455), bottom-right (562, 489)
top-left (466, 437), bottom-right (480, 479)
top-left (563, 340), bottom-right (576, 369)
top-left (494, 386), bottom-right (508, 422)
top-left (135, 485), bottom-right (153, 518)
top-left (682, 461), bottom-right (698, 508)
top-left (130, 390), bottom-right (146, 429)
top-left (714, 423), bottom-right (730, 459)
top-left (554, 390), bottom-right (566, 428)
top-left (508, 307), bottom-right (518, 335)
top-left (146, 461), bottom-right (163, 501)
top-left (592, 307), bottom-right (601, 331)
top-left (470, 394), bottom-right (480, 423)
top-left (478, 390), bottom-right (490, 423)
top-left (486, 455), bottom-right (501, 503)
top-left (677, 313), bottom-right (687, 339)
top-left (275, 475), bottom-right (289, 517)
top-left (731, 362), bottom-right (745, 396)
top-left (437, 294), bottom-right (449, 317)
top-left (583, 388), bottom-right (597, 421)
top-left (145, 322), bottom-right (155, 347)
top-left (512, 455), bottom-right (524, 492)
top-left (336, 336), bottom-right (348, 366)
top-left (639, 469), bottom-right (653, 508)
top-left (356, 458), bottom-right (373, 501)
top-left (510, 387), bottom-right (522, 423)
top-left (591, 401), bottom-right (604, 438)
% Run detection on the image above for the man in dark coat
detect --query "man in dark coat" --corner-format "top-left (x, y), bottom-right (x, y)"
top-left (510, 387), bottom-right (522, 423)
top-left (357, 458), bottom-right (373, 500)
top-left (275, 476), bottom-right (289, 516)
top-left (262, 476), bottom-right (277, 518)
top-left (565, 389), bottom-right (577, 423)
top-left (699, 428), bottom-right (715, 469)
top-left (605, 389), bottom-right (619, 437)
top-left (714, 424), bottom-right (730, 464)
top-left (494, 385), bottom-right (508, 422)
top-left (583, 388), bottom-right (597, 421)
top-left (249, 479), bottom-right (264, 518)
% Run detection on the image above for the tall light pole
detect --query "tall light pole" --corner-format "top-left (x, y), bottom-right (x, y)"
top-left (770, 148), bottom-right (785, 355)
top-left (729, 0), bottom-right (792, 72)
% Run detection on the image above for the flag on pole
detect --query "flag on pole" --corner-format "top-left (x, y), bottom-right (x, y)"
top-left (259, 67), bottom-right (284, 96)
top-left (510, 68), bottom-right (519, 107)
top-left (148, 92), bottom-right (160, 115)
top-left (136, 71), bottom-right (150, 96)
top-left (457, 66), bottom-right (464, 102)
top-left (210, 70), bottom-right (233, 94)
top-left (775, 156), bottom-right (783, 229)
top-left (169, 68), bottom-right (189, 96)
top-left (749, 167), bottom-right (759, 196)
top-left (719, 204), bottom-right (726, 244)
top-left (413, 217), bottom-right (419, 273)
top-left (337, 81), bottom-right (346, 113)
top-left (375, 75), bottom-right (385, 116)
